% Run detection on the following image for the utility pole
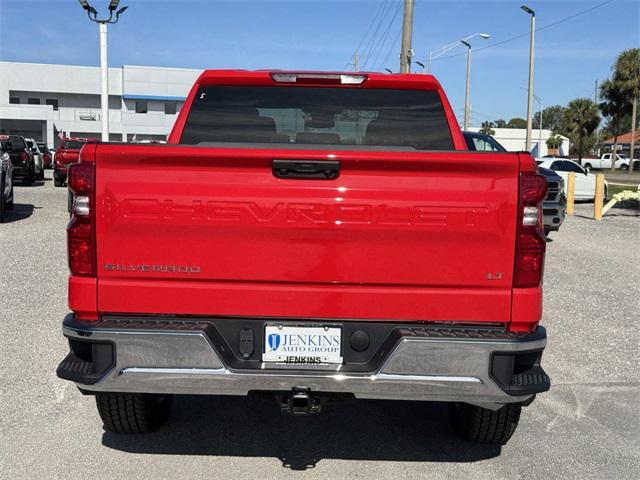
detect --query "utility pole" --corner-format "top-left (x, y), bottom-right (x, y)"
top-left (399, 0), bottom-right (415, 73)
top-left (354, 51), bottom-right (359, 72)
top-left (594, 79), bottom-right (599, 154)
top-left (538, 97), bottom-right (543, 155)
top-left (522, 5), bottom-right (536, 151)
top-left (461, 40), bottom-right (472, 130)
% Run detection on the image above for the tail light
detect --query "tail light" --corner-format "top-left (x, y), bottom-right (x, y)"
top-left (20, 150), bottom-right (28, 163)
top-left (67, 162), bottom-right (95, 276)
top-left (514, 172), bottom-right (547, 288)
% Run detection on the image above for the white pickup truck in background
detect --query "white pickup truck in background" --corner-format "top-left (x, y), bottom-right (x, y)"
top-left (582, 153), bottom-right (639, 171)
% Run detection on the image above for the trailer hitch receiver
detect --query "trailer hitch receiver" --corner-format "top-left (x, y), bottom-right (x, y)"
top-left (280, 387), bottom-right (322, 416)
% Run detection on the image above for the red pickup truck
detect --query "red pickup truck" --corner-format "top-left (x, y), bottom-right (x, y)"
top-left (57, 70), bottom-right (549, 444)
top-left (54, 137), bottom-right (96, 187)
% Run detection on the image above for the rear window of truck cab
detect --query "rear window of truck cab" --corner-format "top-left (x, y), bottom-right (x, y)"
top-left (61, 140), bottom-right (86, 150)
top-left (180, 86), bottom-right (454, 150)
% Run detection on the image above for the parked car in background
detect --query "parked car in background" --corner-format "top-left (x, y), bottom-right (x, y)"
top-left (463, 133), bottom-right (566, 234)
top-left (0, 147), bottom-right (15, 222)
top-left (37, 142), bottom-right (53, 169)
top-left (463, 130), bottom-right (506, 152)
top-left (537, 158), bottom-right (607, 201)
top-left (537, 167), bottom-right (566, 235)
top-left (0, 135), bottom-right (35, 185)
top-left (582, 153), bottom-right (639, 171)
top-left (54, 137), bottom-right (95, 187)
top-left (24, 138), bottom-right (44, 180)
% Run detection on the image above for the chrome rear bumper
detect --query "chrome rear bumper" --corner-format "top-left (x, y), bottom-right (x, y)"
top-left (58, 316), bottom-right (548, 409)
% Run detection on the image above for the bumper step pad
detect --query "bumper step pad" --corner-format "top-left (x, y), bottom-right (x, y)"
top-left (57, 352), bottom-right (102, 384)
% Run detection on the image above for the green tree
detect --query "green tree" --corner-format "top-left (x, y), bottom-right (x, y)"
top-left (599, 78), bottom-right (632, 170)
top-left (600, 113), bottom-right (631, 141)
top-left (493, 118), bottom-right (507, 128)
top-left (506, 118), bottom-right (527, 129)
top-left (546, 134), bottom-right (563, 151)
top-left (612, 48), bottom-right (640, 165)
top-left (533, 105), bottom-right (567, 132)
top-left (479, 121), bottom-right (495, 136)
top-left (564, 98), bottom-right (600, 163)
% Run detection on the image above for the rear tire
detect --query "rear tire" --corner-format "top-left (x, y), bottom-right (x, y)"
top-left (95, 392), bottom-right (173, 434)
top-left (0, 175), bottom-right (5, 223)
top-left (54, 177), bottom-right (64, 187)
top-left (583, 163), bottom-right (592, 172)
top-left (449, 402), bottom-right (522, 445)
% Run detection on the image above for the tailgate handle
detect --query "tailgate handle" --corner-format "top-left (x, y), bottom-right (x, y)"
top-left (273, 160), bottom-right (340, 180)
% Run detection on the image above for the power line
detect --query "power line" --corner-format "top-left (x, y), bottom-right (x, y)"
top-left (378, 27), bottom-right (402, 71)
top-left (432, 0), bottom-right (616, 63)
top-left (367, 2), bottom-right (403, 70)
top-left (344, 1), bottom-right (389, 70)
top-left (359, 1), bottom-right (396, 70)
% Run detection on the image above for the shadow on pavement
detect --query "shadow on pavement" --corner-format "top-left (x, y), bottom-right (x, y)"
top-left (102, 395), bottom-right (501, 470)
top-left (20, 179), bottom-right (47, 187)
top-left (611, 200), bottom-right (640, 213)
top-left (2, 203), bottom-right (35, 223)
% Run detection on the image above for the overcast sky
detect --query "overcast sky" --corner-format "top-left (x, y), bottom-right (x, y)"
top-left (1, 0), bottom-right (638, 124)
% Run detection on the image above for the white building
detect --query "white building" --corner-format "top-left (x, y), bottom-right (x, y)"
top-left (467, 127), bottom-right (571, 157)
top-left (1, 61), bottom-right (573, 156)
top-left (0, 62), bottom-right (202, 147)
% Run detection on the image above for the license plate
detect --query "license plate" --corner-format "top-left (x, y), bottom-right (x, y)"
top-left (263, 325), bottom-right (343, 364)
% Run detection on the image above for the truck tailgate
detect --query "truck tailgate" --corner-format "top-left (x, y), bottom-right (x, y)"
top-left (95, 145), bottom-right (519, 323)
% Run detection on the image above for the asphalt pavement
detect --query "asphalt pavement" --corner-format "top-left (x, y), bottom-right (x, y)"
top-left (1, 171), bottom-right (638, 479)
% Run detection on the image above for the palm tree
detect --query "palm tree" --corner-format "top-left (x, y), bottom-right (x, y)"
top-left (600, 79), bottom-right (632, 171)
top-left (479, 121), bottom-right (495, 136)
top-left (564, 98), bottom-right (600, 164)
top-left (612, 48), bottom-right (640, 169)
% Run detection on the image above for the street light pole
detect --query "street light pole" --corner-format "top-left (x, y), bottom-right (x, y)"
top-left (99, 22), bottom-right (109, 142)
top-left (428, 34), bottom-right (489, 130)
top-left (427, 32), bottom-right (490, 73)
top-left (78, 0), bottom-right (128, 142)
top-left (522, 5), bottom-right (536, 151)
top-left (461, 40), bottom-right (472, 130)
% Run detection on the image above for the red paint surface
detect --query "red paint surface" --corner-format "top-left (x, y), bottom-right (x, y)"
top-left (68, 70), bottom-right (543, 331)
